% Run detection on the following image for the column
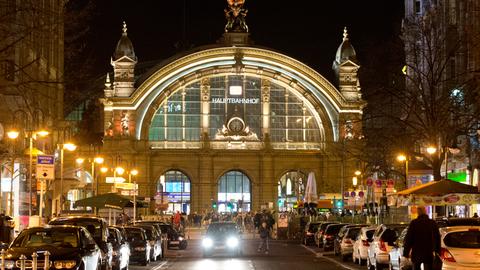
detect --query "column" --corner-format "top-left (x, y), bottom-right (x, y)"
top-left (200, 78), bottom-right (210, 135)
top-left (261, 79), bottom-right (271, 137)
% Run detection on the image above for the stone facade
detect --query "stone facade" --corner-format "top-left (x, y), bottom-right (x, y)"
top-left (99, 25), bottom-right (365, 213)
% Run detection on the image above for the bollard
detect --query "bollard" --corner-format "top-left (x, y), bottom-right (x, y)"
top-left (19, 254), bottom-right (26, 270)
top-left (32, 252), bottom-right (38, 270)
top-left (1, 249), bottom-right (5, 270)
top-left (44, 251), bottom-right (50, 270)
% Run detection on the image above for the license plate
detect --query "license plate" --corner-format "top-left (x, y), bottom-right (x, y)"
top-left (170, 241), bottom-right (179, 245)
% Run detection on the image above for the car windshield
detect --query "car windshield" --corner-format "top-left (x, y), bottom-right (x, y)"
top-left (444, 230), bottom-right (480, 248)
top-left (347, 228), bottom-right (361, 238)
top-left (12, 230), bottom-right (78, 248)
top-left (326, 225), bottom-right (345, 235)
top-left (308, 223), bottom-right (320, 232)
top-left (49, 219), bottom-right (103, 241)
top-left (207, 223), bottom-right (238, 234)
top-left (366, 229), bottom-right (375, 240)
top-left (126, 229), bottom-right (144, 241)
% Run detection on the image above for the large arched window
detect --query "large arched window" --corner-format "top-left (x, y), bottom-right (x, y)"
top-left (148, 75), bottom-right (323, 146)
top-left (278, 171), bottom-right (307, 211)
top-left (217, 170), bottom-right (251, 212)
top-left (157, 170), bottom-right (191, 214)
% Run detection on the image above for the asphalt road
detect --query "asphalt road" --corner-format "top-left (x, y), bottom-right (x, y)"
top-left (130, 238), bottom-right (365, 270)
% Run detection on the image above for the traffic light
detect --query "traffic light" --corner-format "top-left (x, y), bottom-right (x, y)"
top-left (212, 201), bottom-right (217, 209)
top-left (227, 202), bottom-right (233, 210)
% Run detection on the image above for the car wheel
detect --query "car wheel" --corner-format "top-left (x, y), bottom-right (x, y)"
top-left (342, 254), bottom-right (348, 261)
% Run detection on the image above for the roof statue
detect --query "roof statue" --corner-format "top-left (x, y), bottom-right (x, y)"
top-left (224, 0), bottom-right (248, 33)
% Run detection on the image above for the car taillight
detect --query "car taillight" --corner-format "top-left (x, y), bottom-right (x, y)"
top-left (306, 232), bottom-right (314, 236)
top-left (379, 240), bottom-right (387, 252)
top-left (440, 248), bottom-right (456, 262)
top-left (344, 239), bottom-right (352, 244)
top-left (325, 234), bottom-right (333, 239)
top-left (362, 240), bottom-right (370, 247)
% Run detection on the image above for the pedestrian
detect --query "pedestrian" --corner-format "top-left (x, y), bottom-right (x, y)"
top-left (403, 206), bottom-right (441, 270)
top-left (473, 212), bottom-right (478, 218)
top-left (257, 221), bottom-right (270, 254)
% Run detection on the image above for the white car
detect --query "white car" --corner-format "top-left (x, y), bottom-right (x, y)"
top-left (367, 224), bottom-right (407, 270)
top-left (439, 226), bottom-right (480, 270)
top-left (353, 226), bottom-right (376, 265)
top-left (388, 228), bottom-right (412, 270)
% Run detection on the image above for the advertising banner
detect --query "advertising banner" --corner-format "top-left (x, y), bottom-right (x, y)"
top-left (391, 193), bottom-right (480, 206)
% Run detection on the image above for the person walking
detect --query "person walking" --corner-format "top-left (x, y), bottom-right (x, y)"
top-left (257, 221), bottom-right (270, 254)
top-left (403, 206), bottom-right (441, 270)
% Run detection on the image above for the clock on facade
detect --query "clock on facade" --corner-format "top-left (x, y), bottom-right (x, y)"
top-left (227, 117), bottom-right (245, 133)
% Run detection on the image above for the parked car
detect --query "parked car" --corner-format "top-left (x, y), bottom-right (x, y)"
top-left (156, 222), bottom-right (187, 250)
top-left (124, 226), bottom-right (151, 266)
top-left (334, 225), bottom-right (366, 261)
top-left (134, 224), bottom-right (162, 261)
top-left (302, 221), bottom-right (321, 246)
top-left (367, 224), bottom-right (407, 270)
top-left (435, 217), bottom-right (480, 228)
top-left (352, 226), bottom-right (376, 265)
top-left (439, 226), bottom-right (480, 269)
top-left (5, 225), bottom-right (101, 270)
top-left (388, 228), bottom-right (411, 270)
top-left (108, 227), bottom-right (130, 270)
top-left (49, 216), bottom-right (113, 270)
top-left (202, 222), bottom-right (243, 257)
top-left (315, 222), bottom-right (338, 248)
top-left (323, 223), bottom-right (348, 251)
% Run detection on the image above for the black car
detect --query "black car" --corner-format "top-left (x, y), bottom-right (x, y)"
top-left (124, 226), bottom-right (150, 266)
top-left (133, 221), bottom-right (175, 253)
top-left (202, 222), bottom-right (243, 257)
top-left (157, 223), bottom-right (187, 250)
top-left (302, 222), bottom-right (321, 246)
top-left (108, 227), bottom-right (130, 270)
top-left (49, 216), bottom-right (113, 270)
top-left (133, 224), bottom-right (162, 261)
top-left (323, 223), bottom-right (348, 251)
top-left (5, 226), bottom-right (101, 270)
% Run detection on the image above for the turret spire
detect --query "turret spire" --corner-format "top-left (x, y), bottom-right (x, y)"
top-left (343, 27), bottom-right (349, 41)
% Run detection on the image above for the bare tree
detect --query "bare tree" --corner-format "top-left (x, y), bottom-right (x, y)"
top-left (384, 3), bottom-right (480, 180)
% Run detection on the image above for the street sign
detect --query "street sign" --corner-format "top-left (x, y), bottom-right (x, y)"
top-left (36, 155), bottom-right (55, 180)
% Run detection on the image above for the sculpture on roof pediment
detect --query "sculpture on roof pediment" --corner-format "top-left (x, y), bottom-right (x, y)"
top-left (224, 0), bottom-right (248, 33)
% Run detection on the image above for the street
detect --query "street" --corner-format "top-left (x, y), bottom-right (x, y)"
top-left (130, 238), bottom-right (363, 270)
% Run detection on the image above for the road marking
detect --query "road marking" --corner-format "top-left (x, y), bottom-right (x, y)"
top-left (302, 245), bottom-right (358, 270)
top-left (151, 261), bottom-right (168, 270)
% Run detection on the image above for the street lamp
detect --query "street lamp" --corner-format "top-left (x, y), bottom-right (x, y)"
top-left (397, 154), bottom-right (409, 188)
top-left (6, 130), bottom-right (19, 216)
top-left (59, 142), bottom-right (76, 214)
top-left (352, 176), bottom-right (358, 187)
top-left (426, 146), bottom-right (437, 155)
top-left (28, 130), bottom-right (49, 217)
top-left (129, 169), bottom-right (139, 224)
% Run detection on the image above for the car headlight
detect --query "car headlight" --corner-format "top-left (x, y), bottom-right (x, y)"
top-left (134, 246), bottom-right (146, 251)
top-left (4, 260), bottom-right (14, 269)
top-left (227, 237), bottom-right (239, 248)
top-left (53, 260), bottom-right (77, 269)
top-left (178, 236), bottom-right (184, 241)
top-left (202, 238), bottom-right (213, 248)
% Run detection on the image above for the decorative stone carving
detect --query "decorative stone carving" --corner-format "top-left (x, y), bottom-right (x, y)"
top-left (200, 78), bottom-right (210, 101)
top-left (224, 0), bottom-right (248, 33)
top-left (261, 79), bottom-right (270, 103)
top-left (120, 111), bottom-right (130, 136)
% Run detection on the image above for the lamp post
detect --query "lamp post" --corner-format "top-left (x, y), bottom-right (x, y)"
top-left (130, 169), bottom-right (138, 224)
top-left (397, 154), bottom-right (409, 188)
top-left (59, 143), bottom-right (76, 214)
top-left (76, 156), bottom-right (104, 198)
top-left (28, 130), bottom-right (49, 217)
top-left (99, 166), bottom-right (108, 195)
top-left (6, 131), bottom-right (19, 216)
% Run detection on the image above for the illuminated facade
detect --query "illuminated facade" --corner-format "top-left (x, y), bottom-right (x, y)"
top-left (99, 18), bottom-right (364, 213)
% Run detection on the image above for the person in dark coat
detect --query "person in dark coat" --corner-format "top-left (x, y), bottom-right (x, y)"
top-left (403, 206), bottom-right (441, 270)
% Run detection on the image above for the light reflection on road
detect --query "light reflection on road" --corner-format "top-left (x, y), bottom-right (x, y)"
top-left (194, 258), bottom-right (251, 270)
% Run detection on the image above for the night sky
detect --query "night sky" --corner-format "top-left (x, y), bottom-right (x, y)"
top-left (72, 0), bottom-right (405, 97)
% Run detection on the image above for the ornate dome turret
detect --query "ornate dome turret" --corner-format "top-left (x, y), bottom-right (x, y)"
top-left (114, 21), bottom-right (137, 61)
top-left (334, 27), bottom-right (357, 65)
